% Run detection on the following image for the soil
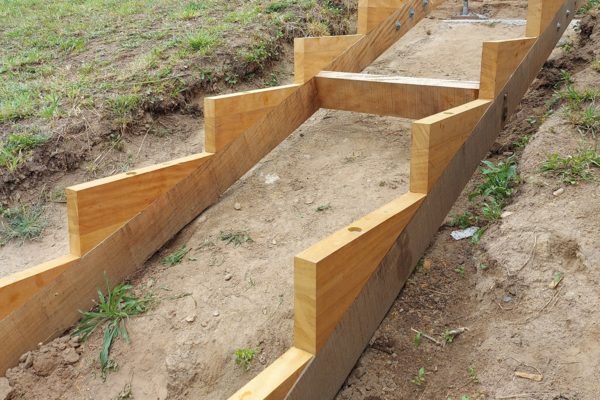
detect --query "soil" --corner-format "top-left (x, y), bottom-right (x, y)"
top-left (2, 1), bottom-right (599, 400)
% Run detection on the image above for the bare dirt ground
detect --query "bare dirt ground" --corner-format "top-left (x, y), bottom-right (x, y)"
top-left (3, 1), bottom-right (599, 400)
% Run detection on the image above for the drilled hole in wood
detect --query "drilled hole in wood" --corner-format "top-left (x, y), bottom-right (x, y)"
top-left (348, 226), bottom-right (363, 233)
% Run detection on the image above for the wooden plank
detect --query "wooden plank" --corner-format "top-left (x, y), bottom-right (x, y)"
top-left (228, 347), bottom-right (312, 400)
top-left (358, 0), bottom-right (406, 34)
top-left (287, 0), bottom-right (581, 398)
top-left (67, 153), bottom-right (213, 256)
top-left (0, 0), bottom-right (441, 376)
top-left (410, 100), bottom-right (491, 194)
top-left (0, 255), bottom-right (79, 321)
top-left (526, 0), bottom-right (564, 37)
top-left (294, 192), bottom-right (425, 354)
top-left (204, 85), bottom-right (299, 153)
top-left (0, 81), bottom-right (320, 375)
top-left (294, 35), bottom-right (363, 84)
top-left (479, 38), bottom-right (536, 99)
top-left (330, 0), bottom-right (439, 74)
top-left (315, 71), bottom-right (480, 119)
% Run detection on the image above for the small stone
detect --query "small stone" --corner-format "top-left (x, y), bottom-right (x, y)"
top-left (304, 197), bottom-right (314, 205)
top-left (224, 273), bottom-right (232, 281)
top-left (422, 258), bottom-right (433, 272)
top-left (234, 202), bottom-right (242, 211)
top-left (69, 336), bottom-right (81, 348)
top-left (501, 211), bottom-right (513, 218)
top-left (271, 239), bottom-right (277, 245)
top-left (201, 321), bottom-right (208, 328)
top-left (0, 377), bottom-right (13, 400)
top-left (18, 352), bottom-right (29, 363)
top-left (213, 310), bottom-right (220, 317)
top-left (503, 294), bottom-right (513, 303)
top-left (503, 151), bottom-right (514, 156)
top-left (23, 352), bottom-right (33, 369)
top-left (62, 347), bottom-right (80, 364)
top-left (185, 315), bottom-right (196, 323)
top-left (33, 353), bottom-right (57, 377)
top-left (553, 188), bottom-right (565, 196)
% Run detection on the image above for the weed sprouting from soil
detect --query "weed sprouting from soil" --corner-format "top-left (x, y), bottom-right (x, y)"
top-left (542, 148), bottom-right (600, 184)
top-left (234, 348), bottom-right (256, 371)
top-left (0, 204), bottom-right (46, 244)
top-left (0, 132), bottom-right (48, 172)
top-left (73, 276), bottom-right (153, 375)
top-left (220, 230), bottom-right (253, 246)
top-left (449, 211), bottom-right (477, 229)
top-left (411, 367), bottom-right (426, 386)
top-left (162, 245), bottom-right (190, 266)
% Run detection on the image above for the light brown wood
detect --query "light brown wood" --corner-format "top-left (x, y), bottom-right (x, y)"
top-left (526, 0), bottom-right (564, 37)
top-left (287, 1), bottom-right (580, 398)
top-left (358, 0), bottom-right (406, 34)
top-left (410, 100), bottom-right (491, 194)
top-left (294, 35), bottom-right (363, 84)
top-left (0, 255), bottom-right (79, 321)
top-left (479, 38), bottom-right (536, 99)
top-left (316, 71), bottom-right (479, 119)
top-left (204, 85), bottom-right (299, 152)
top-left (294, 192), bottom-right (424, 354)
top-left (0, 81), bottom-right (320, 375)
top-left (228, 347), bottom-right (312, 400)
top-left (67, 153), bottom-right (212, 256)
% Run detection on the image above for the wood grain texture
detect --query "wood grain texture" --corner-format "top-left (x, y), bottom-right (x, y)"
top-left (0, 255), bottom-right (79, 321)
top-left (479, 38), bottom-right (536, 99)
top-left (0, 81), bottom-right (320, 375)
top-left (287, 0), bottom-right (580, 398)
top-left (410, 100), bottom-right (491, 194)
top-left (228, 347), bottom-right (312, 400)
top-left (358, 0), bottom-right (406, 34)
top-left (526, 0), bottom-right (564, 37)
top-left (67, 153), bottom-right (212, 256)
top-left (316, 71), bottom-right (479, 119)
top-left (204, 85), bottom-right (299, 152)
top-left (294, 192), bottom-right (424, 354)
top-left (294, 35), bottom-right (363, 84)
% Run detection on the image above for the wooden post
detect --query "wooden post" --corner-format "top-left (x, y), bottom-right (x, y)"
top-left (526, 0), bottom-right (564, 37)
top-left (294, 35), bottom-right (364, 84)
top-left (358, 0), bottom-right (407, 34)
top-left (204, 85), bottom-right (299, 153)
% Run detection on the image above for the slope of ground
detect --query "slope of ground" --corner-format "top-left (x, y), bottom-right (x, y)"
top-left (338, 6), bottom-right (600, 400)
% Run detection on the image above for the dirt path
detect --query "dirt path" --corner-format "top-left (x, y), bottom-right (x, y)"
top-left (6, 1), bottom-right (588, 399)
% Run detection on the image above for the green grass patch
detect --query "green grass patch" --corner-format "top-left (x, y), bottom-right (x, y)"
top-left (109, 94), bottom-right (141, 117)
top-left (449, 211), bottom-right (477, 229)
top-left (162, 245), bottom-right (190, 266)
top-left (220, 230), bottom-right (253, 246)
top-left (73, 277), bottom-right (153, 374)
top-left (0, 132), bottom-right (48, 172)
top-left (542, 148), bottom-right (600, 184)
top-left (234, 348), bottom-right (256, 371)
top-left (0, 204), bottom-right (46, 244)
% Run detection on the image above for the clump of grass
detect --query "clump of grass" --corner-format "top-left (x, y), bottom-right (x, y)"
top-left (579, 0), bottom-right (600, 13)
top-left (593, 60), bottom-right (600, 73)
top-left (454, 264), bottom-right (465, 276)
top-left (470, 158), bottom-right (519, 203)
top-left (449, 211), bottom-right (477, 229)
top-left (109, 94), bottom-right (141, 117)
top-left (188, 30), bottom-right (219, 55)
top-left (567, 104), bottom-right (600, 137)
top-left (0, 205), bottom-right (46, 244)
top-left (162, 245), bottom-right (190, 266)
top-left (541, 148), bottom-right (600, 184)
top-left (0, 132), bottom-right (48, 172)
top-left (73, 277), bottom-right (153, 374)
top-left (411, 367), bottom-right (426, 386)
top-left (220, 230), bottom-right (253, 246)
top-left (467, 365), bottom-right (479, 384)
top-left (234, 348), bottom-right (256, 371)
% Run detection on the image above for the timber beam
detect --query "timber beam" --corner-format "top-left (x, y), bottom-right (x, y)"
top-left (315, 71), bottom-right (480, 119)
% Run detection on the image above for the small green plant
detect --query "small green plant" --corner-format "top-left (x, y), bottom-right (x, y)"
top-left (470, 227), bottom-right (486, 244)
top-left (467, 365), bottom-right (479, 384)
top-left (162, 245), bottom-right (190, 266)
top-left (568, 104), bottom-right (600, 136)
top-left (109, 95), bottom-right (141, 117)
top-left (109, 132), bottom-right (124, 151)
top-left (579, 0), bottom-right (600, 13)
top-left (541, 149), bottom-right (600, 184)
top-left (593, 60), bottom-right (600, 73)
top-left (73, 276), bottom-right (153, 374)
top-left (0, 132), bottom-right (48, 172)
top-left (478, 263), bottom-right (488, 271)
top-left (316, 204), bottom-right (331, 212)
top-left (188, 30), bottom-right (218, 55)
top-left (454, 264), bottom-right (465, 276)
top-left (443, 329), bottom-right (455, 343)
top-left (220, 230), bottom-right (253, 246)
top-left (481, 198), bottom-right (502, 221)
top-left (449, 211), bottom-right (477, 229)
top-left (0, 205), bottom-right (46, 244)
top-left (470, 158), bottom-right (519, 203)
top-left (234, 348), bottom-right (256, 371)
top-left (513, 134), bottom-right (531, 149)
top-left (411, 367), bottom-right (426, 386)
top-left (414, 332), bottom-right (422, 348)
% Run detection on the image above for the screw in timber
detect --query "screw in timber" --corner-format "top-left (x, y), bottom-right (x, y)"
top-left (557, 21), bottom-right (561, 31)
top-left (566, 9), bottom-right (570, 17)
top-left (409, 7), bottom-right (415, 18)
top-left (423, 0), bottom-right (429, 7)
top-left (395, 20), bottom-right (402, 31)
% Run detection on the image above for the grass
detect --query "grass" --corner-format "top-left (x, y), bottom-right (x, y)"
top-left (411, 367), bottom-right (426, 386)
top-left (220, 230), bottom-right (253, 246)
top-left (579, 0), bottom-right (600, 13)
top-left (0, 204), bottom-right (46, 244)
top-left (541, 148), bottom-right (600, 184)
top-left (234, 348), bottom-right (256, 371)
top-left (162, 245), bottom-right (190, 266)
top-left (0, 131), bottom-right (48, 172)
top-left (449, 211), bottom-right (477, 229)
top-left (73, 277), bottom-right (153, 374)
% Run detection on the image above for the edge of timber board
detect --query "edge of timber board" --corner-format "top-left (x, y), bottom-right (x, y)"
top-left (358, 0), bottom-right (406, 34)
top-left (286, 0), bottom-right (584, 398)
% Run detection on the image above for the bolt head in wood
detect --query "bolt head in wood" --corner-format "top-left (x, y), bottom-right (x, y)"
top-left (395, 20), bottom-right (402, 31)
top-left (409, 7), bottom-right (415, 18)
